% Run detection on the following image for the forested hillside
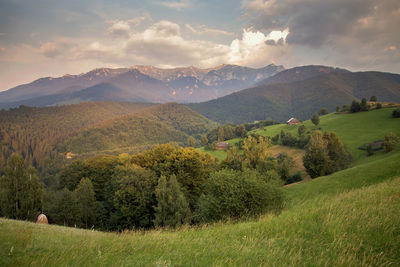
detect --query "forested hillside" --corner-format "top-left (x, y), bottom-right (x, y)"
top-left (189, 69), bottom-right (400, 123)
top-left (0, 102), bottom-right (216, 174)
top-left (64, 103), bottom-right (218, 153)
top-left (0, 102), bottom-right (153, 170)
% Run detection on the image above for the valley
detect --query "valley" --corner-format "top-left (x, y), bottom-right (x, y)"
top-left (0, 64), bottom-right (399, 266)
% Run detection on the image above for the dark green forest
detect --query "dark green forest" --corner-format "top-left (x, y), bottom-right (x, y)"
top-left (0, 102), bottom-right (216, 179)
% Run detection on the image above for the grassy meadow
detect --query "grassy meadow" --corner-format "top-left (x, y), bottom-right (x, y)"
top-left (255, 107), bottom-right (400, 163)
top-left (199, 108), bottom-right (400, 166)
top-left (1, 149), bottom-right (400, 266)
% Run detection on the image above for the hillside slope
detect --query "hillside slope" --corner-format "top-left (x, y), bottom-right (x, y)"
top-left (0, 102), bottom-right (153, 168)
top-left (1, 151), bottom-right (399, 266)
top-left (0, 102), bottom-right (217, 170)
top-left (64, 103), bottom-right (218, 154)
top-left (189, 68), bottom-right (400, 123)
top-left (254, 107), bottom-right (400, 163)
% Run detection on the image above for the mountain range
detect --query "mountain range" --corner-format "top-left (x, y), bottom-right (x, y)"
top-left (188, 66), bottom-right (400, 123)
top-left (0, 64), bottom-right (284, 108)
top-left (1, 63), bottom-right (399, 124)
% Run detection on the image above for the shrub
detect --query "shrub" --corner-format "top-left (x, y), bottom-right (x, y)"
top-left (342, 104), bottom-right (350, 112)
top-left (392, 108), bottom-right (400, 118)
top-left (303, 131), bottom-right (351, 178)
top-left (285, 172), bottom-right (302, 185)
top-left (298, 125), bottom-right (306, 136)
top-left (350, 100), bottom-right (361, 113)
top-left (366, 144), bottom-right (374, 156)
top-left (376, 103), bottom-right (382, 109)
top-left (360, 98), bottom-right (368, 111)
top-left (195, 169), bottom-right (284, 223)
top-left (281, 132), bottom-right (298, 147)
top-left (271, 134), bottom-right (280, 144)
top-left (383, 133), bottom-right (399, 152)
top-left (318, 107), bottom-right (329, 115)
top-left (311, 114), bottom-right (320, 126)
top-left (277, 152), bottom-right (295, 183)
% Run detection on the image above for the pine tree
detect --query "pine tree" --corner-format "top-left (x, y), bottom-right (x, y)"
top-left (360, 98), bottom-right (368, 111)
top-left (154, 175), bottom-right (191, 228)
top-left (224, 125), bottom-right (234, 140)
top-left (218, 127), bottom-right (225, 142)
top-left (311, 114), bottom-right (320, 126)
top-left (0, 153), bottom-right (43, 220)
top-left (201, 134), bottom-right (208, 146)
top-left (75, 178), bottom-right (97, 228)
top-left (188, 136), bottom-right (196, 147)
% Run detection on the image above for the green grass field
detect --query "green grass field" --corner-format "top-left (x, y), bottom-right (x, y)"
top-left (199, 108), bottom-right (400, 164)
top-left (1, 149), bottom-right (400, 266)
top-left (255, 108), bottom-right (400, 163)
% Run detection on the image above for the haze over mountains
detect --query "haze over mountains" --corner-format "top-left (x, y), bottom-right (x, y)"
top-left (0, 64), bottom-right (283, 108)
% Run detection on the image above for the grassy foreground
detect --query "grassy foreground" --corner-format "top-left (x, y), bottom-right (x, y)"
top-left (1, 151), bottom-right (400, 266)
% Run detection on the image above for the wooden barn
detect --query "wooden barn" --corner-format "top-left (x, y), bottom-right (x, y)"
top-left (286, 118), bottom-right (300, 125)
top-left (216, 142), bottom-right (229, 150)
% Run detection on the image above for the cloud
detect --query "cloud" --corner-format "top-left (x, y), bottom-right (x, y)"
top-left (39, 42), bottom-right (62, 58)
top-left (156, 0), bottom-right (190, 11)
top-left (243, 0), bottom-right (400, 70)
top-left (73, 20), bottom-right (291, 68)
top-left (185, 24), bottom-right (234, 36)
top-left (108, 20), bottom-right (131, 38)
top-left (244, 0), bottom-right (400, 46)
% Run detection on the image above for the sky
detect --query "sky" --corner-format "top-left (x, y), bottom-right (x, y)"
top-left (0, 0), bottom-right (399, 91)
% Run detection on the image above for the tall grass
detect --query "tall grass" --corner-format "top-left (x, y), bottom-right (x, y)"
top-left (1, 151), bottom-right (400, 266)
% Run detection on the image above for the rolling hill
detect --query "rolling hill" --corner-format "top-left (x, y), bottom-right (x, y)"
top-left (199, 107), bottom-right (400, 166)
top-left (1, 149), bottom-right (399, 266)
top-left (63, 103), bottom-right (218, 154)
top-left (188, 66), bottom-right (400, 124)
top-left (0, 102), bottom-right (216, 171)
top-left (0, 102), bottom-right (154, 169)
top-left (0, 64), bottom-right (283, 108)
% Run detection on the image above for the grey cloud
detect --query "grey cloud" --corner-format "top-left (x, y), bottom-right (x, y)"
top-left (265, 38), bottom-right (284, 46)
top-left (244, 0), bottom-right (400, 71)
top-left (245, 0), bottom-right (400, 47)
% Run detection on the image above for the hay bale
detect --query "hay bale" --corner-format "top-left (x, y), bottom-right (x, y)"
top-left (36, 214), bottom-right (48, 224)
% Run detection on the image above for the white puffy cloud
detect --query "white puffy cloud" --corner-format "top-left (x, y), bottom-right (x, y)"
top-left (76, 20), bottom-right (289, 68)
top-left (0, 19), bottom-right (293, 92)
top-left (108, 21), bottom-right (131, 38)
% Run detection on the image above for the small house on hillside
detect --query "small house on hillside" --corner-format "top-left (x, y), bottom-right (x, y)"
top-left (216, 142), bottom-right (229, 150)
top-left (286, 118), bottom-right (300, 125)
top-left (66, 152), bottom-right (75, 159)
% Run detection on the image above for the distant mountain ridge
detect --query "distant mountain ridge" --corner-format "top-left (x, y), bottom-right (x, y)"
top-left (188, 65), bottom-right (400, 124)
top-left (0, 64), bottom-right (284, 108)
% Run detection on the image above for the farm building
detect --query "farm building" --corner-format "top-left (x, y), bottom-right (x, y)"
top-left (286, 118), bottom-right (300, 125)
top-left (216, 142), bottom-right (229, 150)
top-left (66, 152), bottom-right (75, 159)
